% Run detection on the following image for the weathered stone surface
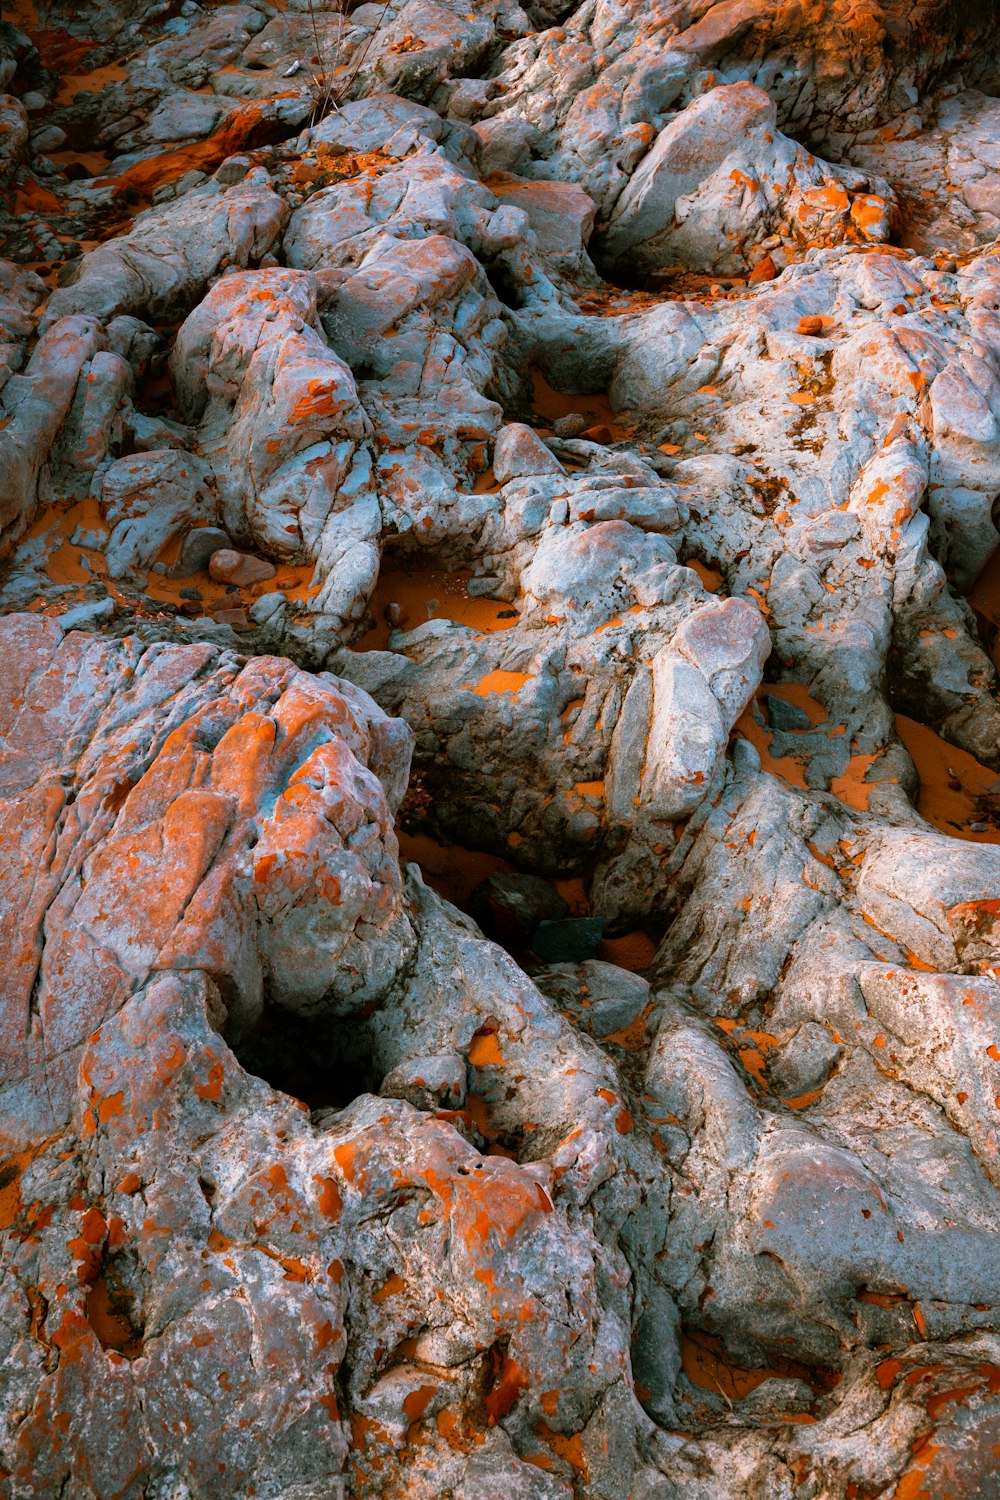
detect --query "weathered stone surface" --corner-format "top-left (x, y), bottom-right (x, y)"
top-left (600, 82), bottom-right (895, 276)
top-left (3, 0), bottom-right (1000, 1493)
top-left (492, 421), bottom-right (563, 482)
top-left (100, 448), bottom-right (216, 578)
top-left (208, 547), bottom-right (277, 586)
top-left (177, 524), bottom-right (231, 575)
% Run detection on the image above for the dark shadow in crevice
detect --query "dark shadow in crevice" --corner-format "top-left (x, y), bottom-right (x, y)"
top-left (86, 1246), bottom-right (145, 1359)
top-left (484, 259), bottom-right (525, 309)
top-left (235, 999), bottom-right (382, 1114)
top-left (590, 256), bottom-right (751, 299)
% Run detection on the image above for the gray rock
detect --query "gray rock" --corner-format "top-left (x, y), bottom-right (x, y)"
top-left (493, 422), bottom-right (564, 483)
top-left (533, 917), bottom-right (604, 963)
top-left (31, 125), bottom-right (67, 152)
top-left (469, 871), bottom-right (568, 941)
top-left (249, 589), bottom-right (286, 624)
top-left (6, 4), bottom-right (1000, 1495)
top-left (553, 413), bottom-right (588, 438)
top-left (55, 597), bottom-right (115, 631)
top-left (177, 525), bottom-right (231, 575)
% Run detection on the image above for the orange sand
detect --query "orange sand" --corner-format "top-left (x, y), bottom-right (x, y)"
top-left (735, 683), bottom-right (1000, 837)
top-left (144, 528), bottom-right (320, 613)
top-left (49, 149), bottom-right (112, 176)
top-left (970, 546), bottom-right (1000, 673)
top-left (470, 669), bottom-right (532, 697)
top-left (472, 467), bottom-right (501, 494)
top-left (686, 559), bottom-right (725, 593)
top-left (680, 1329), bottom-right (835, 1406)
top-left (22, 497), bottom-right (110, 593)
top-left (86, 1273), bottom-right (139, 1354)
top-left (829, 752), bottom-right (892, 811)
top-left (598, 931), bottom-right (657, 971)
top-left (732, 682), bottom-right (827, 791)
top-left (18, 502), bottom-right (317, 618)
top-left (55, 61), bottom-right (128, 106)
top-left (395, 830), bottom-right (512, 908)
top-left (353, 567), bottom-right (518, 651)
top-left (529, 369), bottom-right (633, 441)
top-left (554, 877), bottom-right (589, 915)
top-left (895, 715), bottom-right (1000, 843)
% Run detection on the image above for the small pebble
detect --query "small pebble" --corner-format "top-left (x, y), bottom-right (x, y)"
top-left (212, 607), bottom-right (251, 632)
top-left (748, 254), bottom-right (778, 284)
top-left (209, 548), bottom-right (277, 587)
top-left (579, 424), bottom-right (613, 445)
top-left (552, 413), bottom-right (587, 438)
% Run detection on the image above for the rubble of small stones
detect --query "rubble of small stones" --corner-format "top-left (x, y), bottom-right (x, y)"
top-left (2, 0), bottom-right (1000, 1495)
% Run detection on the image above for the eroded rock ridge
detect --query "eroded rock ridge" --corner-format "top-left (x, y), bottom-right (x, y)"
top-left (3, 0), bottom-right (1000, 1495)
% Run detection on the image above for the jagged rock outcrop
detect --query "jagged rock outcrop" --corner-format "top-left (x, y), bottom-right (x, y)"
top-left (2, 0), bottom-right (1000, 1495)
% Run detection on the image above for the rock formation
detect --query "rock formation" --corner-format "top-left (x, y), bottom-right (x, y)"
top-left (2, 0), bottom-right (1000, 1494)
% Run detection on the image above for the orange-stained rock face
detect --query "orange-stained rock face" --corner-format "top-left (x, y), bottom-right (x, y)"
top-left (0, 615), bottom-right (415, 1148)
top-left (4, 0), bottom-right (1000, 1494)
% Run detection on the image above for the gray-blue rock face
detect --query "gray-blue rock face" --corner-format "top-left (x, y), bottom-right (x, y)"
top-left (2, 1), bottom-right (1000, 1495)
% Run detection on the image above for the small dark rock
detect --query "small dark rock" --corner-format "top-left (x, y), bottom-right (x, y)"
top-left (764, 694), bottom-right (812, 732)
top-left (469, 872), bottom-right (568, 945)
top-left (176, 526), bottom-right (230, 576)
top-left (212, 607), bottom-right (251, 632)
top-left (552, 413), bottom-right (587, 438)
top-left (532, 917), bottom-right (604, 964)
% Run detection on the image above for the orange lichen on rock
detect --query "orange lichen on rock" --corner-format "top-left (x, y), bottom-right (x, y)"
top-left (6, 3), bottom-right (1000, 1494)
top-left (713, 1017), bottom-right (779, 1091)
top-left (0, 1140), bottom-right (56, 1230)
top-left (467, 1026), bottom-right (506, 1068)
top-left (469, 670), bottom-right (532, 697)
top-left (95, 102), bottom-right (274, 200)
